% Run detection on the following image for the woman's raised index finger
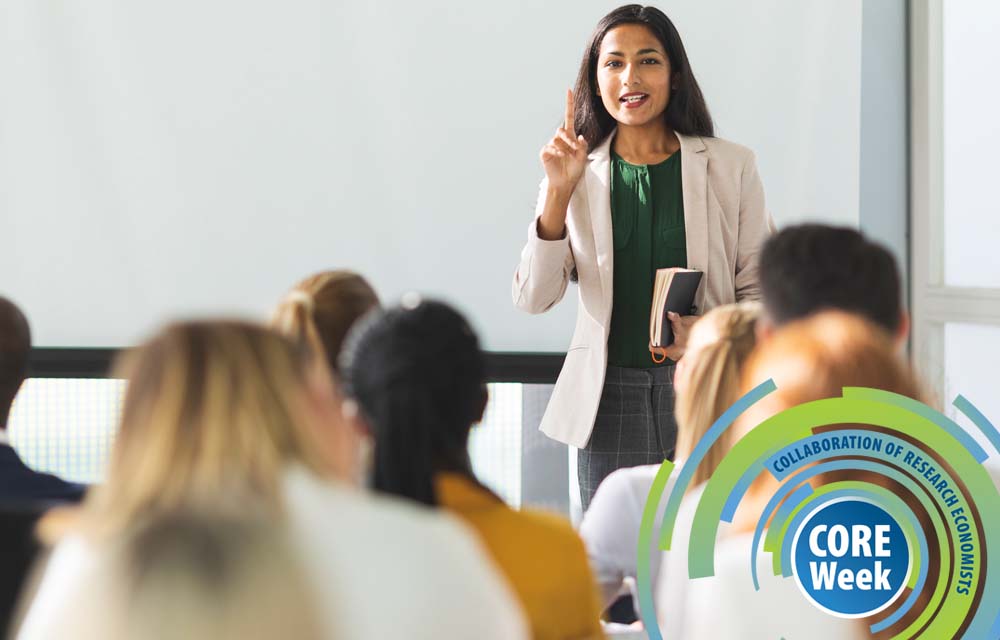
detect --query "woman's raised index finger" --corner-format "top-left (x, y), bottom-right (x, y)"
top-left (565, 89), bottom-right (575, 136)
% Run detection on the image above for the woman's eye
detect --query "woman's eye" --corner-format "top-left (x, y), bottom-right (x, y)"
top-left (642, 58), bottom-right (660, 64)
top-left (605, 60), bottom-right (622, 68)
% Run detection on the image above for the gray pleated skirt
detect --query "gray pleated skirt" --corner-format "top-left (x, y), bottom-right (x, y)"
top-left (577, 364), bottom-right (678, 511)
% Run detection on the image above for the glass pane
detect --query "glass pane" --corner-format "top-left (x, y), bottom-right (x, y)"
top-left (944, 324), bottom-right (1000, 488)
top-left (7, 378), bottom-right (125, 484)
top-left (8, 379), bottom-right (525, 505)
top-left (469, 383), bottom-right (522, 509)
top-left (943, 1), bottom-right (1000, 287)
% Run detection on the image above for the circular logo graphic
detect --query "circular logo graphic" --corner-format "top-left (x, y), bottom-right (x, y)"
top-left (791, 498), bottom-right (911, 618)
top-left (637, 386), bottom-right (1000, 640)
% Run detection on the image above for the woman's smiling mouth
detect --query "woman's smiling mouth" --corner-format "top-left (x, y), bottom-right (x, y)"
top-left (619, 92), bottom-right (649, 108)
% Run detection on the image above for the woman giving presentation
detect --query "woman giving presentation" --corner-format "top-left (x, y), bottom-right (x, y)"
top-left (512, 4), bottom-right (773, 509)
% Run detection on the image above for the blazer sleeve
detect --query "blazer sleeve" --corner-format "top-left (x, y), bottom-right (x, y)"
top-left (734, 150), bottom-right (776, 302)
top-left (511, 178), bottom-right (577, 314)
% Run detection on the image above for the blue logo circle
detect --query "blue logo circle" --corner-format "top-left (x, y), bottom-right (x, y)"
top-left (791, 499), bottom-right (910, 618)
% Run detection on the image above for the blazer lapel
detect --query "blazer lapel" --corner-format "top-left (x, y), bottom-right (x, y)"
top-left (677, 133), bottom-right (709, 313)
top-left (586, 135), bottom-right (614, 315)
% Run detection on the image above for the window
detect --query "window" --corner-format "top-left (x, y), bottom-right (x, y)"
top-left (911, 0), bottom-right (1000, 434)
top-left (8, 379), bottom-right (524, 507)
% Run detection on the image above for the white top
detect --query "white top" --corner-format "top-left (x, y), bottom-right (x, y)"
top-left (655, 485), bottom-right (865, 640)
top-left (15, 469), bottom-right (529, 640)
top-left (579, 463), bottom-right (677, 608)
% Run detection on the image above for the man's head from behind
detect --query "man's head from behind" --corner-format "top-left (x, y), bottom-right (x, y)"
top-left (0, 296), bottom-right (31, 428)
top-left (758, 225), bottom-right (907, 344)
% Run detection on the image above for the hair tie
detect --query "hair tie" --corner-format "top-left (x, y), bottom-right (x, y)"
top-left (284, 290), bottom-right (315, 312)
top-left (400, 291), bottom-right (422, 310)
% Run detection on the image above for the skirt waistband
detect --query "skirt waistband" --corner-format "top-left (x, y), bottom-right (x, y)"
top-left (605, 364), bottom-right (675, 387)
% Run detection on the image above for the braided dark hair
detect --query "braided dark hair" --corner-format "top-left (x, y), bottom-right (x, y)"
top-left (339, 299), bottom-right (487, 506)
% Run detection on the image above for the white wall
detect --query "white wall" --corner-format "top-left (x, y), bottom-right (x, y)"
top-left (0, 0), bottom-right (861, 351)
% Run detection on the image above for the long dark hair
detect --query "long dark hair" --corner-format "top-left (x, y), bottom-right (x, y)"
top-left (573, 4), bottom-right (714, 149)
top-left (339, 300), bottom-right (487, 506)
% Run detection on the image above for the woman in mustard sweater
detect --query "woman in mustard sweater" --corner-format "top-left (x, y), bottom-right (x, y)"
top-left (341, 300), bottom-right (604, 640)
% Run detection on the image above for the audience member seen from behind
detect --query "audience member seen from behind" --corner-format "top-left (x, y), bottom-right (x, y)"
top-left (0, 296), bottom-right (85, 506)
top-left (656, 312), bottom-right (928, 640)
top-left (581, 303), bottom-right (759, 611)
top-left (15, 321), bottom-right (528, 640)
top-left (340, 299), bottom-right (604, 640)
top-left (270, 270), bottom-right (379, 376)
top-left (271, 270), bottom-right (380, 482)
top-left (41, 511), bottom-right (325, 640)
top-left (757, 224), bottom-right (908, 347)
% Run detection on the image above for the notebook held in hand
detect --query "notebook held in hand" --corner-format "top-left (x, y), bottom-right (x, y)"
top-left (649, 268), bottom-right (703, 363)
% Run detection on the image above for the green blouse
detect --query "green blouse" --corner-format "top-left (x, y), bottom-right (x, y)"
top-left (606, 150), bottom-right (687, 369)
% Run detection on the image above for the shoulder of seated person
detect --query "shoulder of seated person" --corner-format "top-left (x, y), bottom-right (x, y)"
top-left (28, 531), bottom-right (97, 586)
top-left (284, 467), bottom-right (482, 541)
top-left (504, 507), bottom-right (588, 556)
top-left (514, 504), bottom-right (574, 529)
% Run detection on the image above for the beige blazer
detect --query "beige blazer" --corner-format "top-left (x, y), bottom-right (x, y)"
top-left (512, 132), bottom-right (774, 448)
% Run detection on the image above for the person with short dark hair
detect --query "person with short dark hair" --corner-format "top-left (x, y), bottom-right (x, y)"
top-left (0, 296), bottom-right (85, 506)
top-left (757, 224), bottom-right (908, 345)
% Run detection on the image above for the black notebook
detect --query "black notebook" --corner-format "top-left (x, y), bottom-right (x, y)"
top-left (649, 268), bottom-right (703, 348)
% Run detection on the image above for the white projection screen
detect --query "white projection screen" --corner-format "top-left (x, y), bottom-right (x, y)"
top-left (0, 1), bottom-right (861, 351)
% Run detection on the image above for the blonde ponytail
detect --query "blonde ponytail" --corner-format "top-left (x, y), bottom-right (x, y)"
top-left (271, 290), bottom-right (327, 370)
top-left (270, 271), bottom-right (379, 375)
top-left (674, 302), bottom-right (761, 487)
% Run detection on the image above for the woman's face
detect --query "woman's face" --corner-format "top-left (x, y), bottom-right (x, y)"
top-left (595, 24), bottom-right (674, 128)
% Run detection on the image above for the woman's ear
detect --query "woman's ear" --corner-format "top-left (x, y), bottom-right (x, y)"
top-left (755, 315), bottom-right (775, 343)
top-left (302, 366), bottom-right (365, 483)
top-left (341, 398), bottom-right (372, 436)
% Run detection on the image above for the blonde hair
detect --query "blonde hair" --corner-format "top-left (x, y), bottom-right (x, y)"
top-left (271, 271), bottom-right (379, 375)
top-left (84, 321), bottom-right (331, 536)
top-left (741, 310), bottom-right (928, 492)
top-left (65, 511), bottom-right (326, 640)
top-left (739, 312), bottom-right (930, 638)
top-left (674, 303), bottom-right (761, 487)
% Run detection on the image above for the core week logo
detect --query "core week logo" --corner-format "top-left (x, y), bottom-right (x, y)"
top-left (792, 499), bottom-right (910, 618)
top-left (634, 382), bottom-right (1000, 640)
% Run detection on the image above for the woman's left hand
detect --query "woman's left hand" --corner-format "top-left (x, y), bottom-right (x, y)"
top-left (664, 312), bottom-right (698, 360)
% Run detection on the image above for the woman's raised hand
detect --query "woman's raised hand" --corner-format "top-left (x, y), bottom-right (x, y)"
top-left (540, 89), bottom-right (588, 194)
